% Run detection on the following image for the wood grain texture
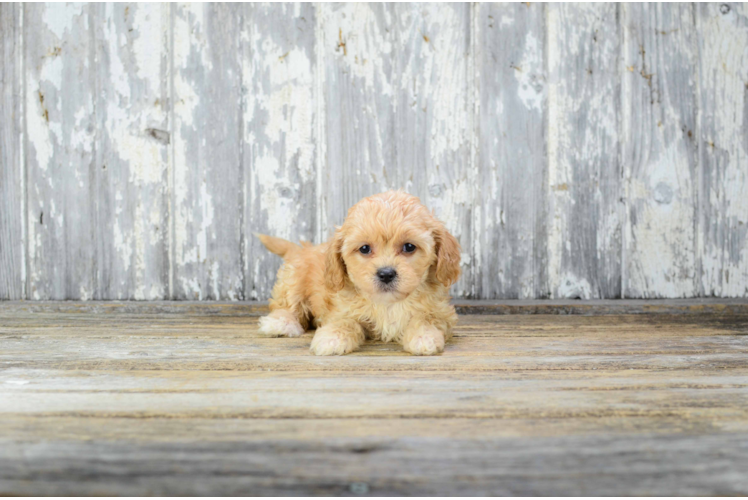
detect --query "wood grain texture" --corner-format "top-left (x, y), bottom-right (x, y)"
top-left (319, 3), bottom-right (473, 297)
top-left (172, 4), bottom-right (243, 300)
top-left (24, 3), bottom-right (97, 300)
top-left (318, 3), bottom-right (394, 233)
top-left (1, 433), bottom-right (746, 496)
top-left (93, 3), bottom-right (170, 300)
top-left (0, 3), bottom-right (23, 299)
top-left (243, 3), bottom-right (318, 300)
top-left (621, 3), bottom-right (698, 297)
top-left (477, 3), bottom-right (547, 299)
top-left (2, 3), bottom-right (748, 300)
top-left (622, 3), bottom-right (698, 298)
top-left (547, 3), bottom-right (623, 299)
top-left (392, 3), bottom-right (473, 298)
top-left (696, 3), bottom-right (748, 297)
top-left (1, 304), bottom-right (748, 495)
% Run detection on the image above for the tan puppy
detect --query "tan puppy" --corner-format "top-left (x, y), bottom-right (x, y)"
top-left (256, 190), bottom-right (461, 356)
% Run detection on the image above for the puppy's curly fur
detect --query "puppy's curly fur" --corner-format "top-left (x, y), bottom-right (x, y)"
top-left (256, 190), bottom-right (461, 356)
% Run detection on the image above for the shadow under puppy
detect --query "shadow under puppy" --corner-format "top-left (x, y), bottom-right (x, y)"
top-left (256, 190), bottom-right (461, 356)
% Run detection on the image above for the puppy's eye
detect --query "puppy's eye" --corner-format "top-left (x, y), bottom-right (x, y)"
top-left (359, 245), bottom-right (371, 255)
top-left (402, 243), bottom-right (416, 253)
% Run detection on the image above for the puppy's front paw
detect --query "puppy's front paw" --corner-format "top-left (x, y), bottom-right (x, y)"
top-left (310, 326), bottom-right (360, 356)
top-left (259, 311), bottom-right (304, 338)
top-left (403, 325), bottom-right (445, 356)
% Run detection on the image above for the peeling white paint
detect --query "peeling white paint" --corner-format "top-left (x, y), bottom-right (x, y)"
top-left (19, 2), bottom-right (26, 297)
top-left (698, 3), bottom-right (748, 297)
top-left (209, 260), bottom-right (220, 299)
top-left (255, 154), bottom-right (298, 240)
top-left (42, 2), bottom-right (76, 39)
top-left (515, 31), bottom-right (543, 111)
top-left (546, 6), bottom-right (570, 298)
top-left (113, 220), bottom-right (133, 274)
top-left (619, 4), bottom-right (699, 299)
top-left (196, 180), bottom-right (214, 266)
top-left (173, 5), bottom-right (202, 274)
top-left (557, 274), bottom-right (593, 300)
top-left (132, 5), bottom-right (162, 83)
top-left (253, 40), bottom-right (315, 183)
top-left (7, 2), bottom-right (748, 301)
top-left (321, 4), bottom-right (393, 97)
top-left (547, 4), bottom-right (620, 299)
top-left (179, 276), bottom-right (202, 301)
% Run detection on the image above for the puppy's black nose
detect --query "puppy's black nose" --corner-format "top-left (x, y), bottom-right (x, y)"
top-left (376, 267), bottom-right (397, 284)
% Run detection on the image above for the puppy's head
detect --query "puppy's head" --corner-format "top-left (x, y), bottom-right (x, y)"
top-left (325, 191), bottom-right (461, 301)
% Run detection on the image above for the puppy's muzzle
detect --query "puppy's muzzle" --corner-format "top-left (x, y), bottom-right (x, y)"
top-left (376, 267), bottom-right (397, 285)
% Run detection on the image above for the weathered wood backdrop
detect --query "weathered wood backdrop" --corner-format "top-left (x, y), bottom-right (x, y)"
top-left (1, 3), bottom-right (747, 301)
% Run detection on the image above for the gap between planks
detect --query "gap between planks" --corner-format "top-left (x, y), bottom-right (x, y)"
top-left (1, 298), bottom-right (748, 316)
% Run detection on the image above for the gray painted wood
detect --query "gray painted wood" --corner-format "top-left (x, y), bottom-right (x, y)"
top-left (477, 3), bottom-right (547, 299)
top-left (622, 3), bottom-right (698, 298)
top-left (391, 3), bottom-right (473, 298)
top-left (696, 3), bottom-right (748, 298)
top-left (93, 3), bottom-right (170, 300)
top-left (1, 3), bottom-right (748, 300)
top-left (0, 3), bottom-right (23, 300)
top-left (172, 4), bottom-right (243, 300)
top-left (319, 3), bottom-right (473, 297)
top-left (318, 3), bottom-right (396, 230)
top-left (243, 3), bottom-right (318, 300)
top-left (547, 3), bottom-right (623, 299)
top-left (24, 3), bottom-right (97, 300)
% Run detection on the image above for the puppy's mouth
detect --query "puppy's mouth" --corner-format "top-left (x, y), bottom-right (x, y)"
top-left (376, 281), bottom-right (399, 293)
top-left (374, 280), bottom-right (411, 303)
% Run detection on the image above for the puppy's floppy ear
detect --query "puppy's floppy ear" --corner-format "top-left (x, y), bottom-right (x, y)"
top-left (433, 222), bottom-right (461, 287)
top-left (325, 229), bottom-right (347, 292)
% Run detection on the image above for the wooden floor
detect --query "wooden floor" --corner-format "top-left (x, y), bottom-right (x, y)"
top-left (2, 301), bottom-right (748, 496)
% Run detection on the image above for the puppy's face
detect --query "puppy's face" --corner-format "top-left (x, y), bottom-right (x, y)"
top-left (342, 216), bottom-right (435, 302)
top-left (326, 191), bottom-right (461, 302)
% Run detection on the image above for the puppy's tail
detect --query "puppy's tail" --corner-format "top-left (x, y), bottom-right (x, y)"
top-left (254, 233), bottom-right (300, 258)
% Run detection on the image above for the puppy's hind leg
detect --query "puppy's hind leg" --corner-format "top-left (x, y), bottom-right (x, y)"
top-left (259, 309), bottom-right (305, 338)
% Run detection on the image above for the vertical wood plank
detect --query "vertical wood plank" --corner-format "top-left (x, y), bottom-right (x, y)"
top-left (93, 3), bottom-right (170, 299)
top-left (25, 3), bottom-right (96, 300)
top-left (320, 3), bottom-right (473, 296)
top-left (0, 3), bottom-right (24, 299)
top-left (547, 3), bottom-right (622, 299)
top-left (477, 3), bottom-right (547, 299)
top-left (394, 3), bottom-right (473, 298)
top-left (318, 3), bottom-right (394, 229)
top-left (242, 3), bottom-right (317, 300)
top-left (697, 3), bottom-right (748, 297)
top-left (622, 4), bottom-right (698, 298)
top-left (172, 4), bottom-right (243, 300)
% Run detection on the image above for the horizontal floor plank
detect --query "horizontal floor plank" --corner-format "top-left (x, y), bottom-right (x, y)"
top-left (2, 433), bottom-right (747, 496)
top-left (1, 304), bottom-right (747, 494)
top-left (3, 372), bottom-right (748, 419)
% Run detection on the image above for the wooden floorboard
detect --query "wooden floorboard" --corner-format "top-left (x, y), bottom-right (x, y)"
top-left (1, 302), bottom-right (747, 495)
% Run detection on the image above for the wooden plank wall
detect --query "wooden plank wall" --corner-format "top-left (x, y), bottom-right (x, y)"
top-left (0, 3), bottom-right (746, 300)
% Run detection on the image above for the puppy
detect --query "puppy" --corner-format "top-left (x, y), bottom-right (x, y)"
top-left (256, 190), bottom-right (461, 356)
